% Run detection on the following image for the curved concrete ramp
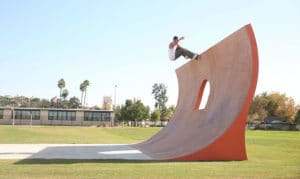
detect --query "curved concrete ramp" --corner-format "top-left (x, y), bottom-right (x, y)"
top-left (133, 24), bottom-right (259, 161)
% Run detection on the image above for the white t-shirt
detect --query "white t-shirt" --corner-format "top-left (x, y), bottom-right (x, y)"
top-left (168, 45), bottom-right (177, 61)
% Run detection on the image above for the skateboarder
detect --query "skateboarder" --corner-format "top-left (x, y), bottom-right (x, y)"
top-left (168, 36), bottom-right (200, 61)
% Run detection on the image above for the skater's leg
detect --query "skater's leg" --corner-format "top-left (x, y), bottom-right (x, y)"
top-left (175, 47), bottom-right (198, 60)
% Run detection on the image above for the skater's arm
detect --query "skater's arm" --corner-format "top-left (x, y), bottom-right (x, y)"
top-left (169, 42), bottom-right (175, 49)
top-left (169, 36), bottom-right (184, 49)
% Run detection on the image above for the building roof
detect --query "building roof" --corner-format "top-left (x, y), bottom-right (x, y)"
top-left (0, 106), bottom-right (113, 112)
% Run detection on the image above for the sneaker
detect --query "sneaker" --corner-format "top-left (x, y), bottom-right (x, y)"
top-left (192, 54), bottom-right (198, 60)
top-left (197, 55), bottom-right (202, 60)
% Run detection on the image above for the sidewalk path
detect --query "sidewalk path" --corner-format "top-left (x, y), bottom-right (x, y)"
top-left (0, 144), bottom-right (151, 160)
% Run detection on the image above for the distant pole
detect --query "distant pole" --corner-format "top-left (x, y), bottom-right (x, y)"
top-left (29, 97), bottom-right (32, 127)
top-left (30, 111), bottom-right (32, 128)
top-left (112, 84), bottom-right (117, 127)
top-left (11, 107), bottom-right (15, 127)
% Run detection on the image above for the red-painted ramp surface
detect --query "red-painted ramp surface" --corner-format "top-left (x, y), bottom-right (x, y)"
top-left (133, 24), bottom-right (259, 161)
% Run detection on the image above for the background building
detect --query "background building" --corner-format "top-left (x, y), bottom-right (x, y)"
top-left (0, 107), bottom-right (114, 127)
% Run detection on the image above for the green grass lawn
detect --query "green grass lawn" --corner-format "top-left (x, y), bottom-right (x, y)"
top-left (0, 125), bottom-right (299, 178)
top-left (0, 125), bottom-right (160, 144)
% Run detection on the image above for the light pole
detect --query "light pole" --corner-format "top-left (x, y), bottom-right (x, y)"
top-left (29, 111), bottom-right (32, 128)
top-left (11, 107), bottom-right (15, 127)
top-left (29, 96), bottom-right (33, 127)
top-left (112, 84), bottom-right (117, 127)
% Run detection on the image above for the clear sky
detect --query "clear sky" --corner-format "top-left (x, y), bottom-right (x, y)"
top-left (0, 0), bottom-right (299, 109)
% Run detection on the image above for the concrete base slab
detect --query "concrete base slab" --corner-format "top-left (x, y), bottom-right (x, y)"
top-left (0, 144), bottom-right (151, 160)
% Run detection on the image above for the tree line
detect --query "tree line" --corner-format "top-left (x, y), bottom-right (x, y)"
top-left (115, 90), bottom-right (300, 124)
top-left (1, 81), bottom-right (300, 124)
top-left (0, 78), bottom-right (94, 109)
top-left (57, 78), bottom-right (90, 107)
top-left (114, 83), bottom-right (175, 124)
top-left (249, 92), bottom-right (300, 124)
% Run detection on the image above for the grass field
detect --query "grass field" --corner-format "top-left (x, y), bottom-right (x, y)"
top-left (0, 125), bottom-right (299, 178)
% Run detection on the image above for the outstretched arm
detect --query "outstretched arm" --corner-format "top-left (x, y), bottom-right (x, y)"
top-left (177, 37), bottom-right (184, 48)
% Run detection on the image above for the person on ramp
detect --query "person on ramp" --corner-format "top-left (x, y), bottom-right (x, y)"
top-left (169, 36), bottom-right (201, 61)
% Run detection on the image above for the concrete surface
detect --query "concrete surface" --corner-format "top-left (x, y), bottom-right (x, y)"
top-left (0, 144), bottom-right (151, 160)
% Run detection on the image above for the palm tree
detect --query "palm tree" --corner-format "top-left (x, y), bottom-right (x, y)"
top-left (57, 79), bottom-right (65, 99)
top-left (80, 83), bottom-right (85, 107)
top-left (83, 80), bottom-right (90, 107)
top-left (80, 80), bottom-right (90, 107)
top-left (61, 89), bottom-right (69, 100)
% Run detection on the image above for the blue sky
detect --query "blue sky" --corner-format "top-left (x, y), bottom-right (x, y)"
top-left (0, 0), bottom-right (299, 108)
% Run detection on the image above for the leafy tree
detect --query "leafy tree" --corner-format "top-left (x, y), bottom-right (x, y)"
top-left (58, 100), bottom-right (69, 109)
top-left (249, 93), bottom-right (269, 121)
top-left (61, 89), bottom-right (69, 100)
top-left (91, 105), bottom-right (101, 110)
top-left (152, 83), bottom-right (168, 118)
top-left (0, 95), bottom-right (80, 109)
top-left (121, 100), bottom-right (133, 121)
top-left (267, 93), bottom-right (295, 121)
top-left (114, 105), bottom-right (122, 122)
top-left (151, 109), bottom-right (160, 122)
top-left (152, 83), bottom-right (168, 110)
top-left (294, 109), bottom-right (300, 125)
top-left (39, 99), bottom-right (51, 108)
top-left (249, 92), bottom-right (296, 122)
top-left (69, 96), bottom-right (81, 108)
top-left (120, 99), bottom-right (150, 125)
top-left (18, 97), bottom-right (31, 107)
top-left (30, 97), bottom-right (40, 107)
top-left (57, 79), bottom-right (65, 98)
top-left (162, 106), bottom-right (175, 121)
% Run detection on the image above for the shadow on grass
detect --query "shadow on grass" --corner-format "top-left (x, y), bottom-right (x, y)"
top-left (14, 159), bottom-right (177, 165)
top-left (14, 158), bottom-right (231, 165)
top-left (9, 144), bottom-right (233, 164)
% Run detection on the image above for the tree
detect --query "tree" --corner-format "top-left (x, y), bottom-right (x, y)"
top-left (152, 83), bottom-right (168, 119)
top-left (57, 79), bottom-right (65, 99)
top-left (61, 89), bottom-right (69, 100)
top-left (80, 80), bottom-right (90, 107)
top-left (30, 97), bottom-right (40, 107)
top-left (69, 96), bottom-right (81, 108)
top-left (121, 99), bottom-right (133, 121)
top-left (267, 93), bottom-right (295, 122)
top-left (151, 109), bottom-right (160, 122)
top-left (83, 80), bottom-right (90, 107)
top-left (249, 93), bottom-right (269, 121)
top-left (58, 100), bottom-right (69, 109)
top-left (249, 92), bottom-right (297, 123)
top-left (119, 99), bottom-right (150, 126)
top-left (162, 106), bottom-right (175, 121)
top-left (0, 95), bottom-right (83, 109)
top-left (114, 105), bottom-right (122, 122)
top-left (80, 83), bottom-right (85, 107)
top-left (294, 109), bottom-right (300, 125)
top-left (39, 99), bottom-right (51, 108)
top-left (133, 100), bottom-right (150, 122)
